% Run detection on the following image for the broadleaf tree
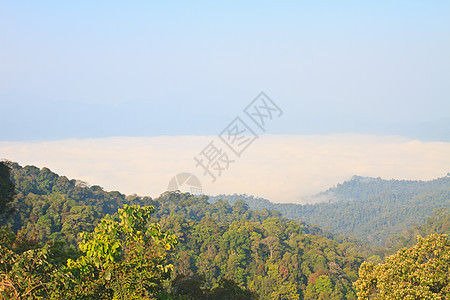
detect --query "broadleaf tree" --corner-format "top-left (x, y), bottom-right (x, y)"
top-left (355, 234), bottom-right (450, 299)
top-left (65, 204), bottom-right (178, 299)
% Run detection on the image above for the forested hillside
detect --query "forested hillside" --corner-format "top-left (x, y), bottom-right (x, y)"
top-left (2, 163), bottom-right (370, 299)
top-left (1, 162), bottom-right (449, 299)
top-left (384, 207), bottom-right (450, 254)
top-left (6, 163), bottom-right (290, 246)
top-left (211, 175), bottom-right (450, 246)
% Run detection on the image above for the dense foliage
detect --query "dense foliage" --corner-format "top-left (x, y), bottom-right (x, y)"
top-left (162, 215), bottom-right (362, 299)
top-left (0, 161), bottom-right (15, 222)
top-left (1, 164), bottom-right (368, 299)
top-left (385, 208), bottom-right (450, 255)
top-left (6, 163), bottom-right (284, 247)
top-left (1, 163), bottom-right (449, 299)
top-left (355, 233), bottom-right (450, 299)
top-left (0, 204), bottom-right (177, 299)
top-left (211, 175), bottom-right (450, 246)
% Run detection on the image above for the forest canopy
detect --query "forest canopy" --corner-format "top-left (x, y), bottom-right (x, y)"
top-left (0, 163), bottom-right (448, 299)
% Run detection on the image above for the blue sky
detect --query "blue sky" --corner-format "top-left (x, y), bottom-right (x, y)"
top-left (1, 1), bottom-right (450, 201)
top-left (1, 1), bottom-right (449, 141)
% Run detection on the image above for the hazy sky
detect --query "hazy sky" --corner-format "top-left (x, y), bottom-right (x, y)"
top-left (1, 1), bottom-right (449, 141)
top-left (1, 2), bottom-right (449, 202)
top-left (1, 135), bottom-right (449, 203)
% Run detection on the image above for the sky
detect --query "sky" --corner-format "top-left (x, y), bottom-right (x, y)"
top-left (1, 1), bottom-right (449, 202)
top-left (1, 135), bottom-right (449, 203)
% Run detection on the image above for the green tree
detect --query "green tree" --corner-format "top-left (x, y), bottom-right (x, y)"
top-left (355, 234), bottom-right (450, 299)
top-left (0, 228), bottom-right (68, 299)
top-left (66, 205), bottom-right (177, 299)
top-left (232, 199), bottom-right (249, 216)
top-left (0, 161), bottom-right (15, 223)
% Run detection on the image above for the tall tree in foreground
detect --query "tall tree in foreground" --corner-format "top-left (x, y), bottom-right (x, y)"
top-left (66, 204), bottom-right (178, 299)
top-left (0, 205), bottom-right (177, 299)
top-left (0, 161), bottom-right (15, 223)
top-left (355, 234), bottom-right (450, 299)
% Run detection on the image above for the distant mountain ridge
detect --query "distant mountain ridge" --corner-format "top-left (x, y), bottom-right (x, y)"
top-left (209, 175), bottom-right (450, 246)
top-left (320, 175), bottom-right (450, 202)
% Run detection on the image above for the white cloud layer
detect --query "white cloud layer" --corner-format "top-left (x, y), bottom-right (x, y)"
top-left (1, 135), bottom-right (449, 203)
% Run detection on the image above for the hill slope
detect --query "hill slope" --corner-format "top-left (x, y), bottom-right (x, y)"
top-left (210, 175), bottom-right (450, 246)
top-left (3, 162), bottom-right (372, 299)
top-left (6, 163), bottom-right (287, 245)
